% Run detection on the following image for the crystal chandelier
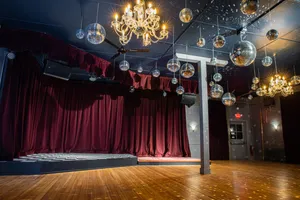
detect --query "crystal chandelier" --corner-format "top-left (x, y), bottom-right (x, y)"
top-left (111, 0), bottom-right (168, 46)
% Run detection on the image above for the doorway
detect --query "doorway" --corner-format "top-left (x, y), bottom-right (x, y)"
top-left (229, 121), bottom-right (248, 160)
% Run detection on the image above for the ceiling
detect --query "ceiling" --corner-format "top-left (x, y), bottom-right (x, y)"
top-left (0, 0), bottom-right (300, 86)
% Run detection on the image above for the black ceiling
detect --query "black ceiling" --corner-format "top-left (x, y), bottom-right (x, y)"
top-left (0, 0), bottom-right (300, 81)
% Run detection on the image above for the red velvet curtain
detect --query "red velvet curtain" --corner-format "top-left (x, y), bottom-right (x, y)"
top-left (0, 53), bottom-right (190, 160)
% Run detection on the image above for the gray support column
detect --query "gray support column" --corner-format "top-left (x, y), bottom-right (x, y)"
top-left (198, 61), bottom-right (211, 175)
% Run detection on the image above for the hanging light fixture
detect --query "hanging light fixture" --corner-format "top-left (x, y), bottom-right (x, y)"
top-left (172, 72), bottom-right (178, 84)
top-left (241, 0), bottom-right (259, 15)
top-left (213, 16), bottom-right (226, 49)
top-left (262, 46), bottom-right (273, 67)
top-left (119, 54), bottom-right (130, 71)
top-left (179, 0), bottom-right (193, 23)
top-left (180, 45), bottom-right (195, 78)
top-left (152, 61), bottom-right (160, 77)
top-left (222, 81), bottom-right (236, 107)
top-left (252, 62), bottom-right (260, 85)
top-left (76, 16), bottom-right (85, 39)
top-left (111, 1), bottom-right (168, 46)
top-left (290, 65), bottom-right (300, 86)
top-left (213, 66), bottom-right (222, 82)
top-left (167, 26), bottom-right (181, 72)
top-left (86, 3), bottom-right (106, 44)
top-left (137, 65), bottom-right (143, 73)
top-left (210, 83), bottom-right (224, 99)
top-left (197, 24), bottom-right (205, 47)
top-left (176, 72), bottom-right (185, 95)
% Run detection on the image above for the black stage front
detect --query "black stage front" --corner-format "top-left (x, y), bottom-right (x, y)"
top-left (0, 153), bottom-right (137, 175)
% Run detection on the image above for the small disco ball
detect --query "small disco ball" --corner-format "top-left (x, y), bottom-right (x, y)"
top-left (222, 92), bottom-right (236, 107)
top-left (7, 52), bottom-right (16, 60)
top-left (210, 84), bottom-right (224, 99)
top-left (176, 86), bottom-right (185, 95)
top-left (210, 57), bottom-right (217, 66)
top-left (241, 0), bottom-right (259, 15)
top-left (171, 77), bottom-right (178, 84)
top-left (152, 69), bottom-right (160, 77)
top-left (251, 83), bottom-right (258, 90)
top-left (179, 8), bottom-right (193, 23)
top-left (229, 40), bottom-right (257, 67)
top-left (129, 86), bottom-right (135, 93)
top-left (252, 77), bottom-right (260, 84)
top-left (213, 73), bottom-right (222, 82)
top-left (163, 91), bottom-right (167, 97)
top-left (167, 58), bottom-right (181, 72)
top-left (256, 88), bottom-right (264, 96)
top-left (266, 29), bottom-right (279, 41)
top-left (137, 66), bottom-right (143, 73)
top-left (86, 23), bottom-right (106, 44)
top-left (213, 35), bottom-right (226, 48)
top-left (180, 63), bottom-right (195, 78)
top-left (262, 56), bottom-right (273, 67)
top-left (76, 29), bottom-right (85, 39)
top-left (248, 94), bottom-right (253, 100)
top-left (197, 37), bottom-right (206, 47)
top-left (290, 76), bottom-right (300, 86)
top-left (119, 60), bottom-right (130, 71)
top-left (209, 81), bottom-right (215, 87)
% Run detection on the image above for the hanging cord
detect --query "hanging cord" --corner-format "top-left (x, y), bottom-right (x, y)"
top-left (212, 45), bottom-right (215, 58)
top-left (185, 44), bottom-right (188, 64)
top-left (257, 69), bottom-right (261, 87)
top-left (124, 53), bottom-right (126, 61)
top-left (172, 26), bottom-right (175, 58)
top-left (155, 61), bottom-right (158, 69)
top-left (264, 46), bottom-right (267, 57)
top-left (293, 65), bottom-right (296, 76)
top-left (217, 16), bottom-right (219, 35)
top-left (227, 81), bottom-right (229, 92)
top-left (80, 15), bottom-right (83, 29)
top-left (199, 24), bottom-right (202, 38)
top-left (96, 3), bottom-right (100, 23)
top-left (274, 53), bottom-right (278, 74)
top-left (185, 0), bottom-right (187, 8)
top-left (253, 61), bottom-right (257, 77)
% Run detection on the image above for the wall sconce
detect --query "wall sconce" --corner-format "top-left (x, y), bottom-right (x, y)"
top-left (190, 122), bottom-right (198, 132)
top-left (272, 121), bottom-right (280, 131)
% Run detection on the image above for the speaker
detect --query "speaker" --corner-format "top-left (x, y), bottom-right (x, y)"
top-left (181, 93), bottom-right (197, 107)
top-left (44, 60), bottom-right (71, 81)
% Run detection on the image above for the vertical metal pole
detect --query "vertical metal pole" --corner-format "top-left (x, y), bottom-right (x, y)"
top-left (198, 61), bottom-right (211, 175)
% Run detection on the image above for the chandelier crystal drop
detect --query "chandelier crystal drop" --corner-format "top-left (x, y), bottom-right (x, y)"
top-left (112, 1), bottom-right (168, 46)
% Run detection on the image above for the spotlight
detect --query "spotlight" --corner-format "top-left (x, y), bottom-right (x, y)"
top-left (7, 52), bottom-right (16, 60)
top-left (129, 86), bottom-right (135, 93)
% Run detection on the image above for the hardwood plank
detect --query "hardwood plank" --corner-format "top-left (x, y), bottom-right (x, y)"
top-left (0, 161), bottom-right (300, 200)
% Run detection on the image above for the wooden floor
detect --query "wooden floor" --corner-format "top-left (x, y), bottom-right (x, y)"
top-left (0, 161), bottom-right (300, 200)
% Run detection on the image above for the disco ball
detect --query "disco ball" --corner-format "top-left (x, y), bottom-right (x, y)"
top-left (163, 91), bottom-right (167, 97)
top-left (180, 63), bottom-right (195, 78)
top-left (197, 37), bottom-right (206, 47)
top-left (241, 0), bottom-right (259, 15)
top-left (209, 81), bottom-right (215, 87)
top-left (266, 29), bottom-right (279, 41)
top-left (129, 86), bottom-right (135, 93)
top-left (210, 84), bottom-right (224, 99)
top-left (213, 35), bottom-right (226, 48)
top-left (119, 60), bottom-right (130, 71)
top-left (290, 76), bottom-right (300, 86)
top-left (152, 69), bottom-right (160, 77)
top-left (213, 73), bottom-right (222, 82)
top-left (262, 56), bottom-right (273, 67)
top-left (137, 66), bottom-right (143, 73)
top-left (172, 77), bottom-right (178, 85)
top-left (179, 8), bottom-right (193, 23)
top-left (229, 40), bottom-right (257, 67)
top-left (251, 84), bottom-right (258, 91)
top-left (7, 52), bottom-right (16, 60)
top-left (210, 57), bottom-right (217, 66)
top-left (167, 58), bottom-right (181, 72)
top-left (256, 88), bottom-right (264, 96)
top-left (222, 92), bottom-right (236, 107)
top-left (76, 29), bottom-right (85, 39)
top-left (176, 86), bottom-right (185, 95)
top-left (86, 23), bottom-right (106, 44)
top-left (248, 94), bottom-right (253, 100)
top-left (252, 77), bottom-right (260, 84)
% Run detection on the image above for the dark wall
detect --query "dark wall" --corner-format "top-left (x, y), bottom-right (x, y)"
top-left (281, 93), bottom-right (300, 164)
top-left (209, 100), bottom-right (229, 160)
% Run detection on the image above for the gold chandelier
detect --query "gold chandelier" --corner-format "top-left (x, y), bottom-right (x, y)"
top-left (256, 54), bottom-right (294, 97)
top-left (111, 0), bottom-right (168, 46)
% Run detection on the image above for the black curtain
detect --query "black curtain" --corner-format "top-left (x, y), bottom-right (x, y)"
top-left (209, 100), bottom-right (229, 160)
top-left (281, 93), bottom-right (300, 164)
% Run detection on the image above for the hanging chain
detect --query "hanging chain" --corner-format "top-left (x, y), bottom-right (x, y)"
top-left (253, 61), bottom-right (257, 77)
top-left (173, 26), bottom-right (175, 57)
top-left (96, 3), bottom-right (100, 23)
top-left (274, 54), bottom-right (278, 74)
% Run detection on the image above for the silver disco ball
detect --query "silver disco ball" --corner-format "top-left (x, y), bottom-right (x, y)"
top-left (119, 60), bottom-right (130, 71)
top-left (176, 86), bottom-right (185, 95)
top-left (213, 73), bottom-right (222, 82)
top-left (248, 94), bottom-right (253, 100)
top-left (209, 81), bottom-right (215, 87)
top-left (290, 75), bottom-right (300, 86)
top-left (171, 77), bottom-right (178, 85)
top-left (152, 69), bottom-right (160, 77)
top-left (86, 23), bottom-right (106, 44)
top-left (137, 66), bottom-right (143, 73)
top-left (213, 35), bottom-right (226, 48)
top-left (229, 40), bottom-right (257, 67)
top-left (251, 84), bottom-right (258, 91)
top-left (210, 84), bottom-right (224, 99)
top-left (252, 77), bottom-right (260, 84)
top-left (266, 29), bottom-right (279, 41)
top-left (167, 58), bottom-right (181, 72)
top-left (241, 0), bottom-right (259, 15)
top-left (180, 63), bottom-right (195, 78)
top-left (163, 91), bottom-right (167, 97)
top-left (76, 29), bottom-right (85, 39)
top-left (222, 92), bottom-right (236, 107)
top-left (179, 8), bottom-right (193, 23)
top-left (197, 37), bottom-right (206, 47)
top-left (210, 57), bottom-right (217, 66)
top-left (262, 56), bottom-right (273, 67)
